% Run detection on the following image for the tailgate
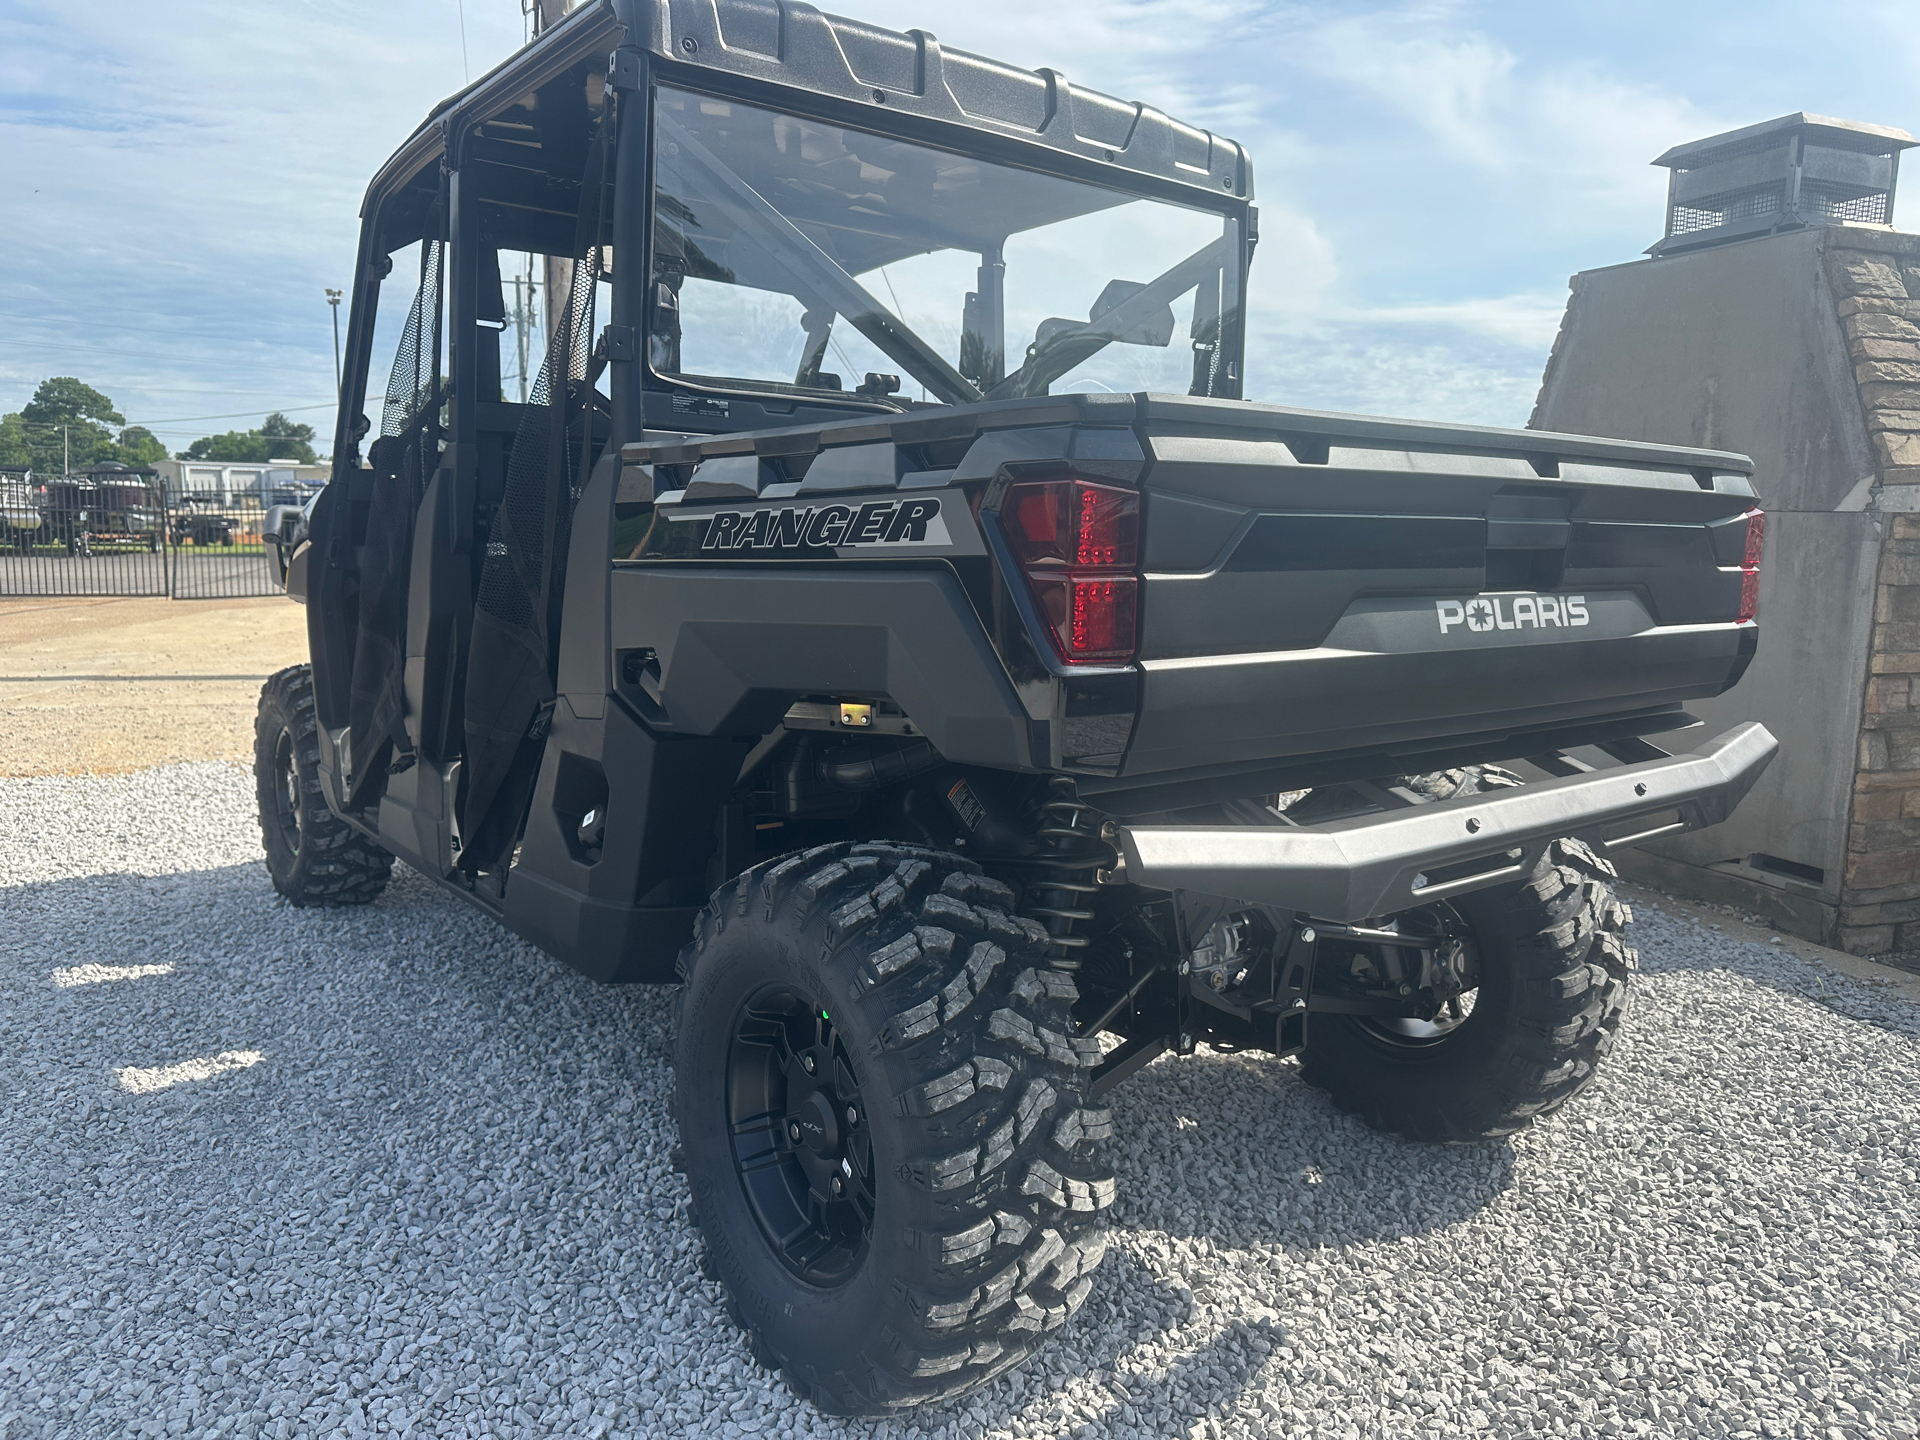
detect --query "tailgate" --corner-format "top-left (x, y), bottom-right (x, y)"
top-left (1125, 397), bottom-right (1759, 777)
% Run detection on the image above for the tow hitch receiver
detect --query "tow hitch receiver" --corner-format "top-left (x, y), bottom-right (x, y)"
top-left (1114, 722), bottom-right (1778, 921)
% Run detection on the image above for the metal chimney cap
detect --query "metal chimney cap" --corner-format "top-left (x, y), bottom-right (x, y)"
top-left (1654, 113), bottom-right (1918, 169)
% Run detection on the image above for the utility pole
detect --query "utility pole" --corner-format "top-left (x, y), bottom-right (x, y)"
top-left (326, 289), bottom-right (344, 394)
top-left (537, 0), bottom-right (579, 349)
top-left (63, 424), bottom-right (69, 476)
top-left (509, 271), bottom-right (538, 404)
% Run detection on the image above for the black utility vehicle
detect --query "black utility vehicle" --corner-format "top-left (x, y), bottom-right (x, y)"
top-left (170, 496), bottom-right (235, 549)
top-left (257, 0), bottom-right (1776, 1414)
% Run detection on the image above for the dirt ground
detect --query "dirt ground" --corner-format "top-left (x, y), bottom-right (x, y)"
top-left (0, 598), bottom-right (310, 776)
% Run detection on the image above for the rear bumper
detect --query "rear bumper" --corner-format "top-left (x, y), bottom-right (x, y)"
top-left (1116, 721), bottom-right (1777, 921)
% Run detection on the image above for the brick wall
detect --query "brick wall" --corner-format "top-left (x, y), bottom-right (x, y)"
top-left (1830, 238), bottom-right (1920, 953)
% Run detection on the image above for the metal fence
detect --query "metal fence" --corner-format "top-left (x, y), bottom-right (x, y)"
top-left (0, 489), bottom-right (283, 600)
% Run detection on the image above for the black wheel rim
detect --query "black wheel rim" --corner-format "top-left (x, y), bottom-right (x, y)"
top-left (726, 985), bottom-right (876, 1288)
top-left (1344, 905), bottom-right (1483, 1050)
top-left (270, 727), bottom-right (301, 857)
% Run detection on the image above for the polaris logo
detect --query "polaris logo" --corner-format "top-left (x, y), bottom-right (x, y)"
top-left (693, 497), bottom-right (948, 552)
top-left (1436, 594), bottom-right (1589, 634)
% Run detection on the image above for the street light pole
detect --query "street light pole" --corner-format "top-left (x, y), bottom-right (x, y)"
top-left (325, 289), bottom-right (344, 394)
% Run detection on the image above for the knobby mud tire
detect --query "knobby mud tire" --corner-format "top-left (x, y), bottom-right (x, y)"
top-left (673, 842), bottom-right (1116, 1415)
top-left (254, 665), bottom-right (393, 907)
top-left (1299, 837), bottom-right (1636, 1142)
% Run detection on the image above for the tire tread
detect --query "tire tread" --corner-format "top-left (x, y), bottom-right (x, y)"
top-left (673, 840), bottom-right (1114, 1414)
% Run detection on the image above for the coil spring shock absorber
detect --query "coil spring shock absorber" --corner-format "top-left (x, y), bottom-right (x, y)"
top-left (1021, 777), bottom-right (1119, 972)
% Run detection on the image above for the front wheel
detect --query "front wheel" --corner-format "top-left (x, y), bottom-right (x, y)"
top-left (1299, 837), bottom-right (1635, 1141)
top-left (674, 843), bottom-right (1115, 1415)
top-left (254, 665), bottom-right (393, 906)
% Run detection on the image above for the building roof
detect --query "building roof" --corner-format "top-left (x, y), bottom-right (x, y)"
top-left (1654, 113), bottom-right (1919, 169)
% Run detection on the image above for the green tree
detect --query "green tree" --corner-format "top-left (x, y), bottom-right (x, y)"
top-left (179, 412), bottom-right (319, 465)
top-left (260, 412), bottom-right (319, 463)
top-left (181, 430), bottom-right (274, 463)
top-left (0, 412), bottom-right (31, 470)
top-left (115, 426), bottom-right (169, 467)
top-left (13, 376), bottom-right (125, 474)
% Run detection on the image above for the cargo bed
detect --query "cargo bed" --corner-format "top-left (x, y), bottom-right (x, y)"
top-left (616, 391), bottom-right (1760, 794)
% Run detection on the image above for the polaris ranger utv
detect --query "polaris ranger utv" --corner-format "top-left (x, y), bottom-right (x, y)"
top-left (258, 0), bottom-right (1777, 1413)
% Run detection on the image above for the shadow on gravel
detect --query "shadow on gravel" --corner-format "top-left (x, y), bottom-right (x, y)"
top-left (1103, 1043), bottom-right (1517, 1252)
top-left (909, 1252), bottom-right (1288, 1438)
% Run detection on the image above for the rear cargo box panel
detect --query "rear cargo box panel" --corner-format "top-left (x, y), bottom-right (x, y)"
top-left (1123, 397), bottom-right (1757, 776)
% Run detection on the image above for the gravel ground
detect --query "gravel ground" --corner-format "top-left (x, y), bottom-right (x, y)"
top-left (2, 764), bottom-right (1917, 1440)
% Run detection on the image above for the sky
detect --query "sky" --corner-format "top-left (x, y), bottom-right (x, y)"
top-left (3, 0), bottom-right (1919, 455)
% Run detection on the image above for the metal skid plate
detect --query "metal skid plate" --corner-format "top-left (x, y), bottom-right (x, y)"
top-left (1115, 722), bottom-right (1778, 922)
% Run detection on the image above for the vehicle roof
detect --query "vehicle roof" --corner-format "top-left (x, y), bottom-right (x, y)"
top-left (372, 0), bottom-right (1250, 212)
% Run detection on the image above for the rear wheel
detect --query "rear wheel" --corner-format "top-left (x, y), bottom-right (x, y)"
top-left (254, 664), bottom-right (393, 906)
top-left (1300, 837), bottom-right (1635, 1141)
top-left (674, 843), bottom-right (1115, 1415)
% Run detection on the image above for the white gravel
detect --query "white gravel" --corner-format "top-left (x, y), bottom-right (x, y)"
top-left (2, 762), bottom-right (1917, 1439)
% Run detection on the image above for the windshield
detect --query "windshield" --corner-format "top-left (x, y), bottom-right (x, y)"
top-left (648, 85), bottom-right (1243, 406)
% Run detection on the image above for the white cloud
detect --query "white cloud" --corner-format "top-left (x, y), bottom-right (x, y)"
top-left (1297, 10), bottom-right (1521, 167)
top-left (1355, 293), bottom-right (1567, 349)
top-left (0, 0), bottom-right (524, 440)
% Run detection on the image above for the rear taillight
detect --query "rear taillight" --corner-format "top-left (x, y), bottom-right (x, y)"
top-left (1737, 506), bottom-right (1764, 623)
top-left (1002, 477), bottom-right (1140, 663)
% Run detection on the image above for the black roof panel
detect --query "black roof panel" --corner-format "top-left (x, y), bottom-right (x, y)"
top-left (640, 0), bottom-right (1250, 202)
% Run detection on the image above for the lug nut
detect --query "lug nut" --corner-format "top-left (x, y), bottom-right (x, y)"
top-left (788, 1122), bottom-right (802, 1143)
top-left (801, 1054), bottom-right (816, 1075)
top-left (829, 1176), bottom-right (845, 1198)
top-left (1300, 927), bottom-right (1317, 945)
top-left (846, 1106), bottom-right (859, 1127)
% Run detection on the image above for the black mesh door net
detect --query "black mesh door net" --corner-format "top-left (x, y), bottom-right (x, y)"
top-left (459, 242), bottom-right (604, 875)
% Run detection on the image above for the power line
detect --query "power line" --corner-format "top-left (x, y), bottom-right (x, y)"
top-left (132, 403), bottom-right (335, 426)
top-left (5, 403), bottom-right (333, 430)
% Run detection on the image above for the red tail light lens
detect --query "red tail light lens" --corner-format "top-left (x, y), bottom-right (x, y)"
top-left (1002, 478), bottom-right (1140, 663)
top-left (1024, 573), bottom-right (1140, 660)
top-left (1737, 506), bottom-right (1764, 623)
top-left (1005, 479), bottom-right (1139, 568)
